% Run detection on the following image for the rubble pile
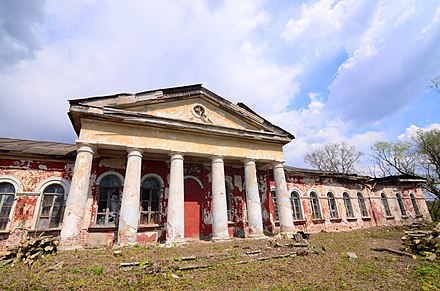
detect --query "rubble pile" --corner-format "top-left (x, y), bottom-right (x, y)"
top-left (400, 223), bottom-right (440, 261)
top-left (0, 236), bottom-right (59, 266)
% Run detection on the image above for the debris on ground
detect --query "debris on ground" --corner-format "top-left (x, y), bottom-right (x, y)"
top-left (400, 224), bottom-right (439, 260)
top-left (346, 252), bottom-right (358, 260)
top-left (0, 236), bottom-right (58, 266)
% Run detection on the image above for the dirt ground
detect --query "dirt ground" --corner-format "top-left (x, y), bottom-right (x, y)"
top-left (1, 226), bottom-right (439, 290)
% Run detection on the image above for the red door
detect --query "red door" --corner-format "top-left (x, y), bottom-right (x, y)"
top-left (184, 179), bottom-right (203, 238)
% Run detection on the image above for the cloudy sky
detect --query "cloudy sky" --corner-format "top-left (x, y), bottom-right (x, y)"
top-left (1, 0), bottom-right (439, 168)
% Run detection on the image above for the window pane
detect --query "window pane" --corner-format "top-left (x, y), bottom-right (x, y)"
top-left (98, 200), bottom-right (107, 213)
top-left (100, 175), bottom-right (122, 187)
top-left (0, 183), bottom-right (15, 194)
top-left (411, 194), bottom-right (420, 215)
top-left (109, 190), bottom-right (119, 212)
top-left (0, 218), bottom-right (8, 230)
top-left (44, 184), bottom-right (64, 194)
top-left (142, 177), bottom-right (160, 189)
top-left (38, 218), bottom-right (49, 229)
top-left (397, 194), bottom-right (407, 216)
top-left (96, 214), bottom-right (106, 225)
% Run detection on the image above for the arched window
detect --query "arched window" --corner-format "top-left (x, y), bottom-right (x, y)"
top-left (97, 175), bottom-right (122, 226)
top-left (327, 192), bottom-right (339, 218)
top-left (310, 191), bottom-right (322, 219)
top-left (37, 184), bottom-right (66, 229)
top-left (343, 192), bottom-right (354, 218)
top-left (0, 182), bottom-right (15, 230)
top-left (357, 193), bottom-right (368, 217)
top-left (140, 177), bottom-right (161, 225)
top-left (225, 181), bottom-right (233, 221)
top-left (290, 191), bottom-right (303, 221)
top-left (271, 188), bottom-right (279, 221)
top-left (381, 193), bottom-right (392, 217)
top-left (396, 193), bottom-right (407, 216)
top-left (410, 193), bottom-right (421, 216)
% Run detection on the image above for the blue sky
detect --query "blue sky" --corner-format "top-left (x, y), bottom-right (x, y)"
top-left (0, 0), bottom-right (439, 168)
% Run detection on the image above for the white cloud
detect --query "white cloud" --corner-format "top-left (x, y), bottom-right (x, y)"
top-left (0, 0), bottom-right (300, 141)
top-left (327, 0), bottom-right (440, 126)
top-left (0, 0), bottom-right (45, 70)
top-left (398, 123), bottom-right (440, 141)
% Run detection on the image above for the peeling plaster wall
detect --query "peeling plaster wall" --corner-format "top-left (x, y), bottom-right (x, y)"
top-left (0, 158), bottom-right (73, 249)
top-left (267, 172), bottom-right (431, 235)
top-left (371, 185), bottom-right (431, 226)
top-left (0, 153), bottom-right (432, 250)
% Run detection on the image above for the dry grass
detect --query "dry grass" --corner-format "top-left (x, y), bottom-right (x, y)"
top-left (1, 226), bottom-right (439, 290)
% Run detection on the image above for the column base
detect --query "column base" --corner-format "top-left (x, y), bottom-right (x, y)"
top-left (59, 244), bottom-right (84, 251)
top-left (279, 231), bottom-right (296, 239)
top-left (162, 240), bottom-right (186, 248)
top-left (247, 233), bottom-right (266, 239)
top-left (211, 235), bottom-right (231, 242)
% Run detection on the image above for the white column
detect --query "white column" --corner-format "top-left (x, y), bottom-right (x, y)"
top-left (211, 156), bottom-right (229, 240)
top-left (166, 152), bottom-right (185, 243)
top-left (118, 148), bottom-right (143, 245)
top-left (244, 159), bottom-right (264, 237)
top-left (273, 161), bottom-right (295, 234)
top-left (60, 143), bottom-right (94, 249)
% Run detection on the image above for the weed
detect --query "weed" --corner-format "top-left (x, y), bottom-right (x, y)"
top-left (91, 265), bottom-right (104, 275)
top-left (230, 250), bottom-right (239, 260)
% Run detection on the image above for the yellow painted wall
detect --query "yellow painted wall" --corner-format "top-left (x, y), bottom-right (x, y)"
top-left (78, 119), bottom-right (285, 161)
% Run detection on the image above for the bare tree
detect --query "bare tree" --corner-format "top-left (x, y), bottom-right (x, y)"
top-left (433, 75), bottom-right (440, 95)
top-left (370, 129), bottom-right (440, 219)
top-left (304, 142), bottom-right (363, 174)
top-left (369, 141), bottom-right (419, 177)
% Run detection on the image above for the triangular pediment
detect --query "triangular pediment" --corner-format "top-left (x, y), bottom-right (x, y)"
top-left (69, 84), bottom-right (294, 141)
top-left (115, 96), bottom-right (261, 131)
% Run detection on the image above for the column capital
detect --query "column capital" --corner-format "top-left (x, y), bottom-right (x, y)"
top-left (127, 147), bottom-right (143, 158)
top-left (211, 155), bottom-right (224, 164)
top-left (76, 143), bottom-right (95, 155)
top-left (272, 161), bottom-right (286, 169)
top-left (169, 152), bottom-right (185, 160)
top-left (243, 158), bottom-right (255, 166)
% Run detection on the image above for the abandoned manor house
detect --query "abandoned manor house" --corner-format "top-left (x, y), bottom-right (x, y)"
top-left (0, 84), bottom-right (432, 249)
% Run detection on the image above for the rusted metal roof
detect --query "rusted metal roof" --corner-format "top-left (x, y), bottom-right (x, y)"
top-left (284, 166), bottom-right (371, 181)
top-left (0, 137), bottom-right (76, 159)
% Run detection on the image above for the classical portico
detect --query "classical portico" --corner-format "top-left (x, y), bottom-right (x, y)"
top-left (60, 84), bottom-right (295, 248)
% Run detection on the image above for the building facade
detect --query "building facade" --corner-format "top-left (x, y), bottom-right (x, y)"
top-left (0, 85), bottom-right (431, 250)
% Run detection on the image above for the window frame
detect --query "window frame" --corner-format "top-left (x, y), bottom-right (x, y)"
top-left (357, 193), bottom-right (369, 217)
top-left (381, 193), bottom-right (392, 217)
top-left (396, 193), bottom-right (407, 216)
top-left (0, 176), bottom-right (22, 231)
top-left (95, 172), bottom-right (124, 227)
top-left (410, 193), bottom-right (421, 216)
top-left (327, 191), bottom-right (339, 219)
top-left (225, 180), bottom-right (234, 222)
top-left (0, 182), bottom-right (16, 231)
top-left (290, 190), bottom-right (303, 221)
top-left (36, 183), bottom-right (67, 229)
top-left (343, 192), bottom-right (354, 218)
top-left (140, 174), bottom-right (164, 226)
top-left (271, 187), bottom-right (279, 222)
top-left (309, 191), bottom-right (322, 220)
